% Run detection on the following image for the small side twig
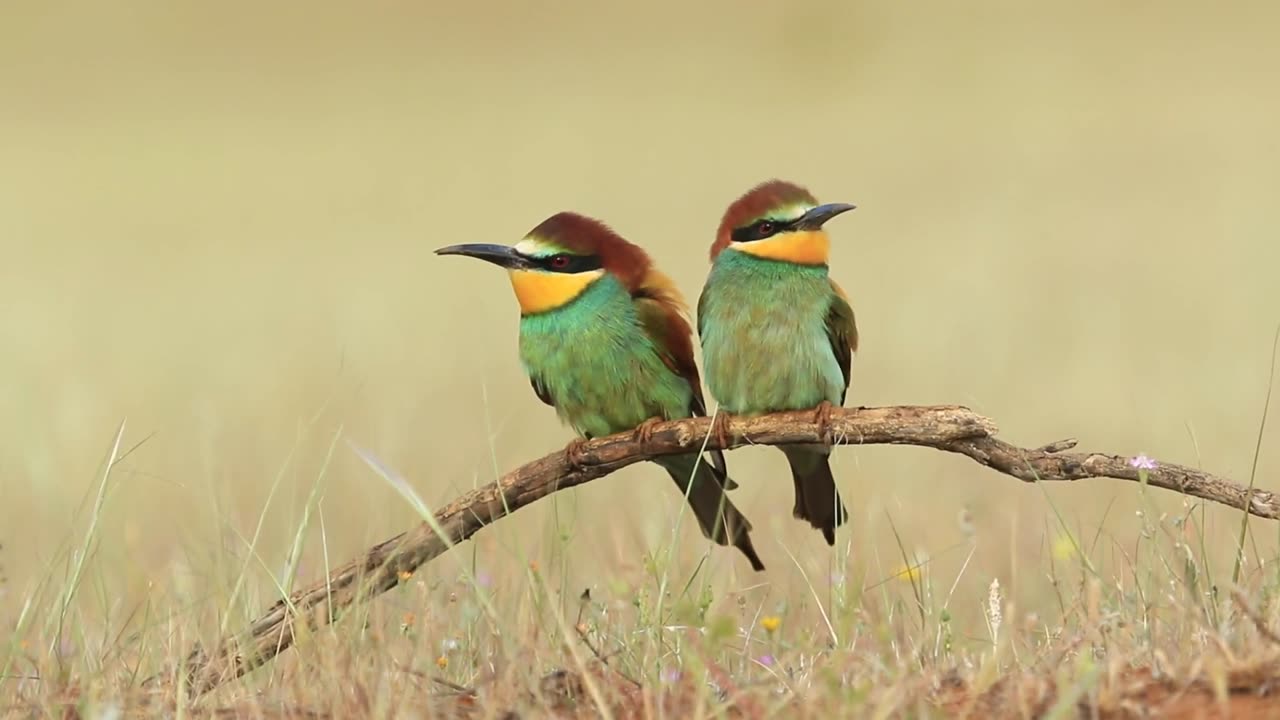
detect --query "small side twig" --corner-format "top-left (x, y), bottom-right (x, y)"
top-left (1035, 439), bottom-right (1079, 454)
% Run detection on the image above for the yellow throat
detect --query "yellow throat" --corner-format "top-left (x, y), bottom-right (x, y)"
top-left (734, 230), bottom-right (830, 265)
top-left (507, 268), bottom-right (604, 314)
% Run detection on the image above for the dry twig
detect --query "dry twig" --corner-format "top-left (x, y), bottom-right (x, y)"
top-left (152, 404), bottom-right (1277, 698)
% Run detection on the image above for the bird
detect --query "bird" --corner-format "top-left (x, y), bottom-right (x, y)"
top-left (696, 179), bottom-right (858, 546)
top-left (435, 212), bottom-right (766, 571)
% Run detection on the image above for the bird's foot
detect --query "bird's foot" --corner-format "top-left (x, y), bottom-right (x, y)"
top-left (709, 411), bottom-right (735, 450)
top-left (814, 401), bottom-right (837, 445)
top-left (631, 417), bottom-right (663, 445)
top-left (563, 438), bottom-right (591, 471)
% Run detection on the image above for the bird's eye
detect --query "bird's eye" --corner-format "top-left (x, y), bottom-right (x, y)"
top-left (549, 254), bottom-right (571, 269)
top-left (756, 221), bottom-right (775, 237)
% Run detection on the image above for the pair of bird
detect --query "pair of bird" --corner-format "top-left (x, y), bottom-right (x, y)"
top-left (437, 179), bottom-right (858, 573)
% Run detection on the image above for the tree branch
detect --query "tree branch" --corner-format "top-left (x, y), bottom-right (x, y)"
top-left (156, 404), bottom-right (1276, 698)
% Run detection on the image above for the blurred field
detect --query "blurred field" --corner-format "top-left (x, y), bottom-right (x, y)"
top-left (2, 0), bottom-right (1279, 716)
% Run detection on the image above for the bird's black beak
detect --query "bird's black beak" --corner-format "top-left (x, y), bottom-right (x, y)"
top-left (793, 203), bottom-right (856, 231)
top-left (434, 243), bottom-right (533, 270)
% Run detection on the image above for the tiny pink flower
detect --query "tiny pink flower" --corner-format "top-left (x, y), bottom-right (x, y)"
top-left (1129, 454), bottom-right (1157, 471)
top-left (757, 654), bottom-right (775, 667)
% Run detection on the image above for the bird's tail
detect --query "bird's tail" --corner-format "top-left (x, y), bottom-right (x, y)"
top-left (654, 454), bottom-right (765, 572)
top-left (780, 445), bottom-right (848, 545)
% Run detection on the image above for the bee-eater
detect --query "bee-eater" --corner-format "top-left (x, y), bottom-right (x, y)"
top-left (436, 212), bottom-right (766, 571)
top-left (697, 180), bottom-right (858, 546)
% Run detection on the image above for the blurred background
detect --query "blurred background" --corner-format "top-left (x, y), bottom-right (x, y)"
top-left (1, 0), bottom-right (1277, 635)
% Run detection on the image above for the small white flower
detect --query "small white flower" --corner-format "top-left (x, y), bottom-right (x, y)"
top-left (986, 578), bottom-right (1003, 646)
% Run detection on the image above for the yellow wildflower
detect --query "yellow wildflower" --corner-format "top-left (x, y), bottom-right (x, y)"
top-left (436, 655), bottom-right (449, 669)
top-left (1052, 534), bottom-right (1078, 560)
top-left (761, 616), bottom-right (781, 633)
top-left (893, 564), bottom-right (923, 582)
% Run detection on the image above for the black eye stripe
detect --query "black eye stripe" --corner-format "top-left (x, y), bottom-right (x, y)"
top-left (536, 253), bottom-right (603, 273)
top-left (731, 217), bottom-right (795, 243)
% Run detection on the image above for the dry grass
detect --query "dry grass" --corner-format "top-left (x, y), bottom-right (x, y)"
top-left (3, 0), bottom-right (1280, 717)
top-left (6, 413), bottom-right (1280, 718)
top-left (9, 519), bottom-right (1280, 719)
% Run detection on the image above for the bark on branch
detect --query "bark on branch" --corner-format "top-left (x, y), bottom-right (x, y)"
top-left (159, 404), bottom-right (1276, 698)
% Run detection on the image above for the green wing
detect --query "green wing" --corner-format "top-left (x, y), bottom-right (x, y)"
top-left (695, 283), bottom-right (708, 340)
top-left (825, 280), bottom-right (859, 404)
top-left (634, 290), bottom-right (733, 484)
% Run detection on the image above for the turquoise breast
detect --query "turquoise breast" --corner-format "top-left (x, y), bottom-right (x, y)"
top-left (518, 275), bottom-right (693, 439)
top-left (700, 251), bottom-right (845, 415)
